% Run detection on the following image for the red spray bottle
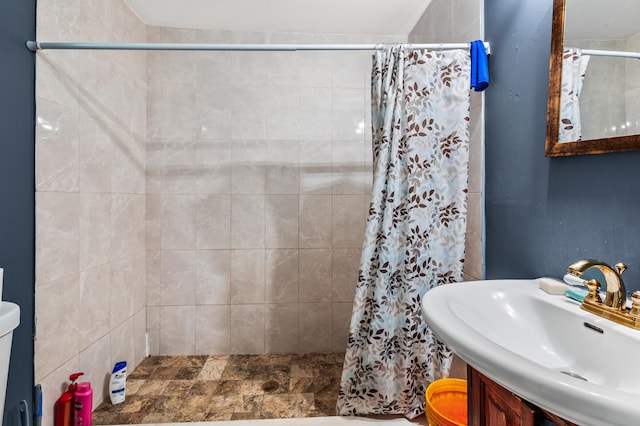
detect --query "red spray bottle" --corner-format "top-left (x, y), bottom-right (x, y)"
top-left (55, 372), bottom-right (83, 426)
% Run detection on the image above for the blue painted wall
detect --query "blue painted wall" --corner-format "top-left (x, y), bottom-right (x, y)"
top-left (485, 0), bottom-right (640, 295)
top-left (0, 0), bottom-right (36, 424)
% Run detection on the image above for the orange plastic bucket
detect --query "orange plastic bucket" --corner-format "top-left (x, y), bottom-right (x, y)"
top-left (425, 378), bottom-right (467, 426)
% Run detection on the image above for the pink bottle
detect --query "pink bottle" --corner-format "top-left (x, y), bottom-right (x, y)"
top-left (73, 382), bottom-right (92, 426)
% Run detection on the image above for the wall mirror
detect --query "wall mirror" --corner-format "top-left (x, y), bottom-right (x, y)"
top-left (546, 0), bottom-right (640, 156)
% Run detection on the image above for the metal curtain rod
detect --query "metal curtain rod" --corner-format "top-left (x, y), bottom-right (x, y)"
top-left (26, 41), bottom-right (490, 54)
top-left (581, 49), bottom-right (640, 60)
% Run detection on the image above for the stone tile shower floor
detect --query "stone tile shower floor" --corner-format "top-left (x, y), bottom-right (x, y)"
top-left (93, 352), bottom-right (346, 424)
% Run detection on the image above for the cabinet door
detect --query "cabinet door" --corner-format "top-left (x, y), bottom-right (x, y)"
top-left (468, 366), bottom-right (536, 426)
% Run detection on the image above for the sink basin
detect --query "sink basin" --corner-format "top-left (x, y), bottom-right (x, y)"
top-left (421, 279), bottom-right (640, 426)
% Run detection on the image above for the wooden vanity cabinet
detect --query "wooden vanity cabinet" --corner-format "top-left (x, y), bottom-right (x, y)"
top-left (467, 366), bottom-right (578, 426)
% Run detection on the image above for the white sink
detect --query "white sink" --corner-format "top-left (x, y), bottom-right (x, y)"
top-left (421, 279), bottom-right (640, 426)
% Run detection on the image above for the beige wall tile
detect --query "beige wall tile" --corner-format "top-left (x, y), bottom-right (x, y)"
top-left (146, 249), bottom-right (161, 306)
top-left (146, 141), bottom-right (163, 194)
top-left (161, 194), bottom-right (197, 249)
top-left (197, 140), bottom-right (231, 194)
top-left (159, 50), bottom-right (196, 84)
top-left (266, 50), bottom-right (299, 87)
top-left (78, 264), bottom-right (110, 351)
top-left (196, 194), bottom-right (231, 249)
top-left (265, 249), bottom-right (299, 304)
top-left (298, 51), bottom-right (332, 88)
top-left (332, 140), bottom-right (366, 194)
top-left (453, 0), bottom-right (482, 38)
top-left (160, 250), bottom-right (196, 306)
top-left (231, 195), bottom-right (265, 248)
top-left (35, 51), bottom-right (78, 108)
top-left (196, 250), bottom-right (231, 305)
top-left (148, 82), bottom-right (197, 140)
top-left (230, 305), bottom-right (265, 354)
top-left (266, 141), bottom-right (299, 194)
top-left (299, 140), bottom-right (332, 194)
top-left (332, 195), bottom-right (366, 248)
top-left (133, 308), bottom-right (147, 365)
top-left (196, 85), bottom-right (233, 140)
top-left (299, 89), bottom-right (332, 141)
top-left (147, 306), bottom-right (160, 355)
top-left (196, 51), bottom-right (232, 86)
top-left (35, 192), bottom-right (79, 285)
top-left (332, 88), bottom-right (366, 141)
top-left (160, 306), bottom-right (196, 355)
top-left (195, 305), bottom-right (230, 354)
top-left (299, 249), bottom-right (332, 303)
top-left (464, 192), bottom-right (483, 280)
top-left (332, 302), bottom-right (353, 352)
top-left (78, 334), bottom-right (111, 409)
top-left (266, 195), bottom-right (299, 248)
top-left (162, 139), bottom-right (198, 194)
top-left (110, 135), bottom-right (146, 195)
top-left (35, 275), bottom-right (79, 380)
top-left (331, 248), bottom-right (361, 302)
top-left (35, 6), bottom-right (147, 426)
top-left (231, 140), bottom-right (265, 194)
top-left (231, 87), bottom-right (266, 139)
top-left (332, 51), bottom-right (370, 89)
top-left (231, 52), bottom-right (266, 86)
top-left (230, 249), bottom-right (265, 304)
top-left (266, 303), bottom-right (299, 353)
top-left (110, 194), bottom-right (136, 259)
top-left (299, 303), bottom-right (332, 352)
top-left (35, 99), bottom-right (79, 192)
top-left (78, 114), bottom-right (111, 193)
top-left (79, 193), bottom-right (110, 271)
top-left (468, 104), bottom-right (484, 194)
top-left (265, 87), bottom-right (299, 140)
top-left (132, 251), bottom-right (147, 313)
top-left (299, 195), bottom-right (332, 248)
top-left (110, 256), bottom-right (136, 329)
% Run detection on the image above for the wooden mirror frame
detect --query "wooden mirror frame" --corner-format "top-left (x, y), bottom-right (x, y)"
top-left (545, 0), bottom-right (640, 156)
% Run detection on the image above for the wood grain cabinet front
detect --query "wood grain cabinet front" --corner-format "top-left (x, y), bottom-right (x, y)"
top-left (467, 366), bottom-right (578, 426)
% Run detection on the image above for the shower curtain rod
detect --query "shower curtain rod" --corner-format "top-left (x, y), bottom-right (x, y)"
top-left (581, 49), bottom-right (640, 60)
top-left (25, 41), bottom-right (490, 54)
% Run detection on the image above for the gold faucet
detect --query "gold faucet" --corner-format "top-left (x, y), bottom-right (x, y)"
top-left (567, 259), bottom-right (640, 330)
top-left (567, 259), bottom-right (627, 309)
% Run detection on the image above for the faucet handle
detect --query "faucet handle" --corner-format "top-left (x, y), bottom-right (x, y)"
top-left (584, 279), bottom-right (602, 304)
top-left (630, 292), bottom-right (640, 317)
top-left (614, 263), bottom-right (628, 276)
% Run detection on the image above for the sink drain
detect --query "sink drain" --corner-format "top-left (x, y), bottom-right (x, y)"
top-left (560, 371), bottom-right (587, 381)
top-left (262, 380), bottom-right (280, 392)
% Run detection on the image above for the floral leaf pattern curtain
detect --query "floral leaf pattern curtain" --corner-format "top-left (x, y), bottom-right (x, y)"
top-left (559, 48), bottom-right (590, 142)
top-left (336, 46), bottom-right (471, 419)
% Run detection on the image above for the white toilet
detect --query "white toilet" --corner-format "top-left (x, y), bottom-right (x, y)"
top-left (0, 302), bottom-right (20, 421)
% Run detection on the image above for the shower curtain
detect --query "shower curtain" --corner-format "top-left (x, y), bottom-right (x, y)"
top-left (337, 46), bottom-right (471, 419)
top-left (559, 48), bottom-right (590, 142)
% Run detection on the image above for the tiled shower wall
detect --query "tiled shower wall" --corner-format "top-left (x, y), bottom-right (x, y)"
top-left (627, 33), bottom-right (640, 135)
top-left (33, 2), bottom-right (486, 421)
top-left (567, 38), bottom-right (627, 140)
top-left (410, 0), bottom-right (485, 282)
top-left (34, 1), bottom-right (147, 423)
top-left (144, 29), bottom-right (407, 355)
top-left (567, 33), bottom-right (640, 139)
